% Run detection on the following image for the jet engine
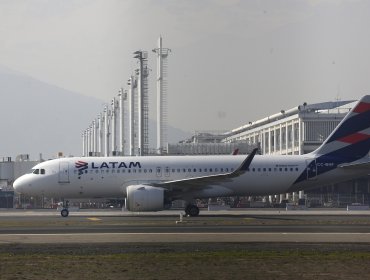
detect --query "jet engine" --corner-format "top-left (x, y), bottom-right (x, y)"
top-left (126, 185), bottom-right (165, 212)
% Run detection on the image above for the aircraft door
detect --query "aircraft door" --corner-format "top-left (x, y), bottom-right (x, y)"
top-left (306, 159), bottom-right (317, 180)
top-left (59, 162), bottom-right (70, 183)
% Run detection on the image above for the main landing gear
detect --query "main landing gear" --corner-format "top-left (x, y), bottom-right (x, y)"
top-left (185, 204), bottom-right (200, 217)
top-left (61, 208), bottom-right (69, 217)
top-left (60, 200), bottom-right (69, 217)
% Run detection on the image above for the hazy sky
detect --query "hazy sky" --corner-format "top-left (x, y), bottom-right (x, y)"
top-left (1, 0), bottom-right (370, 133)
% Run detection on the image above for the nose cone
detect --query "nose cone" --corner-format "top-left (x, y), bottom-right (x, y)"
top-left (13, 176), bottom-right (29, 194)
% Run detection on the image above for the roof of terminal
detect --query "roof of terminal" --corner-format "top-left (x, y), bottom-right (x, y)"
top-left (225, 99), bottom-right (356, 137)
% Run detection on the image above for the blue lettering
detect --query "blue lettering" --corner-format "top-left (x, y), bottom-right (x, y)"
top-left (101, 162), bottom-right (109, 168)
top-left (118, 162), bottom-right (127, 168)
top-left (90, 161), bottom-right (141, 170)
top-left (109, 162), bottom-right (118, 168)
top-left (129, 162), bottom-right (141, 168)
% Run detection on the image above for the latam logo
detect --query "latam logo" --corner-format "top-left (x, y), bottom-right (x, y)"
top-left (75, 161), bottom-right (142, 177)
top-left (75, 160), bottom-right (88, 176)
top-left (90, 161), bottom-right (142, 169)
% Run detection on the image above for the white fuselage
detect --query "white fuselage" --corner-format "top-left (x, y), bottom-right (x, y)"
top-left (13, 154), bottom-right (365, 200)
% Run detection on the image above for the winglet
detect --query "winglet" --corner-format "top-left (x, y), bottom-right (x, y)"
top-left (232, 148), bottom-right (239, 155)
top-left (152, 148), bottom-right (259, 188)
top-left (231, 148), bottom-right (258, 176)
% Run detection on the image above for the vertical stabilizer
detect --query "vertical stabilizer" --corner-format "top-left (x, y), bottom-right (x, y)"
top-left (312, 95), bottom-right (370, 161)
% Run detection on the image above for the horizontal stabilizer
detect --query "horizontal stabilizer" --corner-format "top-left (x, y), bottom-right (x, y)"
top-left (339, 159), bottom-right (370, 169)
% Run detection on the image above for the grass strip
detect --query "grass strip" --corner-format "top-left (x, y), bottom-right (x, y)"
top-left (1, 249), bottom-right (370, 279)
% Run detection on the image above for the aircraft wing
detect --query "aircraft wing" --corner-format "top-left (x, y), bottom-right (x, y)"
top-left (151, 148), bottom-right (258, 190)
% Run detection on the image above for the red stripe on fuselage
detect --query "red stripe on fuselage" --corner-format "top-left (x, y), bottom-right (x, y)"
top-left (353, 102), bottom-right (370, 113)
top-left (338, 133), bottom-right (370, 144)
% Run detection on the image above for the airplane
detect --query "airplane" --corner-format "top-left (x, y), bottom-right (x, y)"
top-left (13, 95), bottom-right (370, 217)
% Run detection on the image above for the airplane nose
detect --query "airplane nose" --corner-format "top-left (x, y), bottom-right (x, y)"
top-left (13, 176), bottom-right (27, 193)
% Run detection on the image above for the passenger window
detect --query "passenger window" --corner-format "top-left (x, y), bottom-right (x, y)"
top-left (204, 168), bottom-right (208, 172)
top-left (263, 168), bottom-right (266, 172)
top-left (268, 168), bottom-right (271, 172)
top-left (285, 168), bottom-right (288, 171)
top-left (193, 168), bottom-right (196, 172)
top-left (252, 168), bottom-right (255, 172)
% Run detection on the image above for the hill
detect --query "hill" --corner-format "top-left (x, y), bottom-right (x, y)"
top-left (0, 66), bottom-right (190, 160)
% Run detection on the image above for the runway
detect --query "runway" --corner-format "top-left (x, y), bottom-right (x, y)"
top-left (1, 208), bottom-right (370, 244)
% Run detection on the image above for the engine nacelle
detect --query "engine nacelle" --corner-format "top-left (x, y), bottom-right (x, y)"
top-left (126, 185), bottom-right (165, 212)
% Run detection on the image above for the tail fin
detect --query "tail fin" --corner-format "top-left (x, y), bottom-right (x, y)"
top-left (312, 95), bottom-right (370, 161)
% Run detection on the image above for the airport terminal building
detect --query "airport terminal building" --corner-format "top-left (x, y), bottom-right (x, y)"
top-left (222, 99), bottom-right (354, 155)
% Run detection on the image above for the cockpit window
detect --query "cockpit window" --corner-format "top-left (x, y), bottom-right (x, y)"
top-left (32, 169), bottom-right (45, 175)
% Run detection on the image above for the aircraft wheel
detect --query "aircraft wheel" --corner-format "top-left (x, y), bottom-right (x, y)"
top-left (185, 204), bottom-right (199, 217)
top-left (61, 208), bottom-right (69, 217)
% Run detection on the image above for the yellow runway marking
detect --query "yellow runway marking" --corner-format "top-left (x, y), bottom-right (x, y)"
top-left (87, 217), bottom-right (102, 221)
